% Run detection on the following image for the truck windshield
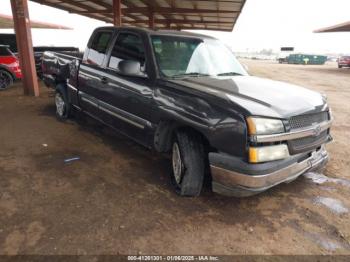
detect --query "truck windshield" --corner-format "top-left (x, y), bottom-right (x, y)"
top-left (151, 35), bottom-right (247, 78)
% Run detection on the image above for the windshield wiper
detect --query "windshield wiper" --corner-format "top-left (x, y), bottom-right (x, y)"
top-left (171, 72), bottom-right (210, 78)
top-left (217, 72), bottom-right (243, 76)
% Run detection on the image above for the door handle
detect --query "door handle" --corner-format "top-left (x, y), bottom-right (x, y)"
top-left (100, 77), bottom-right (108, 84)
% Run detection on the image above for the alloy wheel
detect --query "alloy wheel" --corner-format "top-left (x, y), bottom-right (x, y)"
top-left (55, 92), bottom-right (65, 117)
top-left (0, 71), bottom-right (12, 90)
top-left (172, 142), bottom-right (184, 185)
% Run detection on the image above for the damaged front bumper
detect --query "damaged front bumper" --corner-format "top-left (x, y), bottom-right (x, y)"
top-left (209, 146), bottom-right (329, 197)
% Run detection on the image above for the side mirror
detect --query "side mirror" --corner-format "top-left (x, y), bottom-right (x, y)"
top-left (118, 60), bottom-right (147, 78)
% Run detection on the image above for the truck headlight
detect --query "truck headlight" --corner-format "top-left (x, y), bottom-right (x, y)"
top-left (249, 145), bottom-right (290, 163)
top-left (247, 117), bottom-right (285, 135)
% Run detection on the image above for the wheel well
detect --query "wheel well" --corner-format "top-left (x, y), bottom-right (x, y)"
top-left (154, 121), bottom-right (213, 185)
top-left (176, 126), bottom-right (211, 150)
top-left (0, 67), bottom-right (15, 81)
top-left (55, 83), bottom-right (68, 94)
top-left (154, 120), bottom-right (211, 153)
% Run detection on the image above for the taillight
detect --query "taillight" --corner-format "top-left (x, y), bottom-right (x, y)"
top-left (9, 61), bottom-right (19, 68)
top-left (9, 60), bottom-right (21, 72)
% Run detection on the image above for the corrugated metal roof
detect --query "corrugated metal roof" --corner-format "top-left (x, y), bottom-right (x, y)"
top-left (30, 0), bottom-right (246, 31)
top-left (314, 21), bottom-right (350, 33)
top-left (0, 13), bottom-right (73, 29)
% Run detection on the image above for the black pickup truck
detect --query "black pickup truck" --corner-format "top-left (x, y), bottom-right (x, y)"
top-left (42, 26), bottom-right (333, 197)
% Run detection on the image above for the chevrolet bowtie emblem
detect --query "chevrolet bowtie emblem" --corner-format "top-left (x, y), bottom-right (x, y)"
top-left (312, 124), bottom-right (322, 137)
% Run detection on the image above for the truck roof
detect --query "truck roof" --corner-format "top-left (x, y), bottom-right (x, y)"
top-left (97, 26), bottom-right (217, 40)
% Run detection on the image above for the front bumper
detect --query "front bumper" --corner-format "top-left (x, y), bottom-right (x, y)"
top-left (210, 146), bottom-right (329, 197)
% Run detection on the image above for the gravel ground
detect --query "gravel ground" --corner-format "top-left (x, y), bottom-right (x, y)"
top-left (0, 60), bottom-right (349, 255)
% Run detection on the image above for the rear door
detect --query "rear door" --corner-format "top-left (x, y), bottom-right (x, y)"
top-left (97, 31), bottom-right (155, 146)
top-left (77, 29), bottom-right (114, 118)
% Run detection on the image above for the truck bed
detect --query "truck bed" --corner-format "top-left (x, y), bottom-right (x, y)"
top-left (41, 51), bottom-right (82, 88)
top-left (34, 46), bottom-right (81, 79)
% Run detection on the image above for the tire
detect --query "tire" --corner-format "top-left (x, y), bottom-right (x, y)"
top-left (171, 130), bottom-right (205, 197)
top-left (338, 65), bottom-right (342, 68)
top-left (55, 84), bottom-right (71, 120)
top-left (0, 70), bottom-right (14, 91)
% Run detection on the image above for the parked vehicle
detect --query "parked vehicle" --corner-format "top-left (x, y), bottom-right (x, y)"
top-left (0, 33), bottom-right (80, 78)
top-left (0, 45), bottom-right (21, 90)
top-left (42, 27), bottom-right (333, 197)
top-left (338, 56), bottom-right (350, 68)
top-left (287, 54), bottom-right (327, 65)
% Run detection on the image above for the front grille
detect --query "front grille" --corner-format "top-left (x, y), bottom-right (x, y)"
top-left (289, 111), bottom-right (329, 130)
top-left (290, 130), bottom-right (328, 148)
top-left (287, 111), bottom-right (330, 154)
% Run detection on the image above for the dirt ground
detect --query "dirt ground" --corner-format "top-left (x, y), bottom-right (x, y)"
top-left (0, 60), bottom-right (349, 255)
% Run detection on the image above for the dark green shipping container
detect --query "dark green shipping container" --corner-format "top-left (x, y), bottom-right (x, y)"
top-left (287, 54), bottom-right (327, 65)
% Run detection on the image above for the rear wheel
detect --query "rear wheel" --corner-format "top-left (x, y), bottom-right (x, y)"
top-left (171, 130), bottom-right (205, 197)
top-left (338, 65), bottom-right (342, 68)
top-left (0, 70), bottom-right (14, 91)
top-left (55, 87), bottom-right (71, 120)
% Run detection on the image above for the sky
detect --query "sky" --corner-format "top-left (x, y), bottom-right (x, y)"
top-left (1, 0), bottom-right (350, 54)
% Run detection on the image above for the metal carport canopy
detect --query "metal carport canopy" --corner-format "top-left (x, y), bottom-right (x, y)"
top-left (10, 0), bottom-right (246, 97)
top-left (31, 0), bottom-right (246, 31)
top-left (0, 13), bottom-right (72, 29)
top-left (314, 21), bottom-right (350, 33)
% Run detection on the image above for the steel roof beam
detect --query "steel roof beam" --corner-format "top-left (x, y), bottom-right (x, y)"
top-left (11, 0), bottom-right (39, 96)
top-left (73, 7), bottom-right (239, 15)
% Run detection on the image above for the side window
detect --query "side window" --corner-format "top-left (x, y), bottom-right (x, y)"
top-left (86, 31), bottom-right (112, 66)
top-left (108, 33), bottom-right (146, 71)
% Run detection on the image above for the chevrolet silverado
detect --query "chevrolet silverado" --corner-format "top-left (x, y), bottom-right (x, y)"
top-left (42, 27), bottom-right (333, 197)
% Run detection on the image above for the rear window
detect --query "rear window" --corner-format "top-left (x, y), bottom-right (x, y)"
top-left (0, 46), bottom-right (12, 56)
top-left (86, 31), bottom-right (113, 65)
top-left (0, 34), bottom-right (17, 53)
top-left (90, 32), bottom-right (112, 53)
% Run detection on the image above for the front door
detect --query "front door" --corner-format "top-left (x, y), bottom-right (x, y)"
top-left (97, 31), bottom-right (155, 146)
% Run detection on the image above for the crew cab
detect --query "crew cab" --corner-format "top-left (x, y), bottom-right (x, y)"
top-left (0, 45), bottom-right (21, 90)
top-left (42, 27), bottom-right (333, 197)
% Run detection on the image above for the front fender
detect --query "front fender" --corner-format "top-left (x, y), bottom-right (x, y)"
top-left (153, 87), bottom-right (248, 158)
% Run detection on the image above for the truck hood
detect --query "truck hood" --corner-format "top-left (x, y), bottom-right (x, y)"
top-left (168, 76), bottom-right (327, 118)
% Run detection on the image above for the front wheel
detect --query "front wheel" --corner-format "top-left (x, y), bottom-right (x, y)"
top-left (0, 70), bottom-right (14, 91)
top-left (171, 130), bottom-right (205, 197)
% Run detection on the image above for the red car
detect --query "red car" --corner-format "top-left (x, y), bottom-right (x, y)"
top-left (338, 56), bottom-right (350, 68)
top-left (0, 45), bottom-right (22, 90)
